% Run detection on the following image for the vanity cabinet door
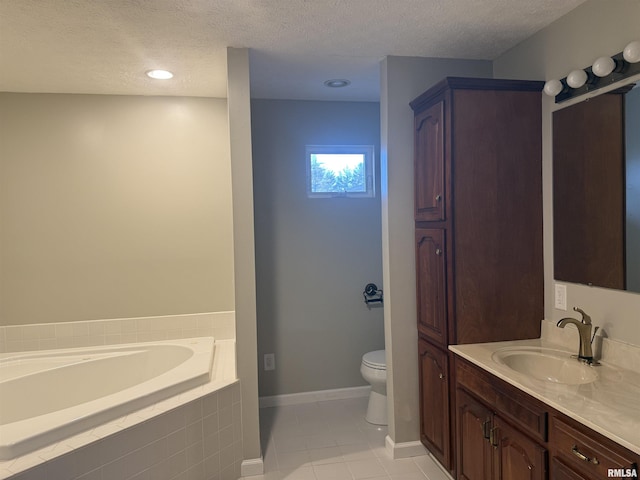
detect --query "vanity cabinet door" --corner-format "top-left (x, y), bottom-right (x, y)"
top-left (416, 228), bottom-right (447, 346)
top-left (418, 337), bottom-right (451, 470)
top-left (414, 100), bottom-right (445, 222)
top-left (493, 416), bottom-right (547, 480)
top-left (456, 388), bottom-right (493, 480)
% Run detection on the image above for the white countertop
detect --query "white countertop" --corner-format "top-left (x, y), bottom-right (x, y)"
top-left (449, 338), bottom-right (640, 455)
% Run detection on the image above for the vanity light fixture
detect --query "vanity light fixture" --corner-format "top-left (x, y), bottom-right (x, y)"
top-left (591, 56), bottom-right (616, 77)
top-left (146, 69), bottom-right (174, 80)
top-left (623, 40), bottom-right (640, 63)
top-left (543, 79), bottom-right (564, 97)
top-left (543, 39), bottom-right (640, 102)
top-left (566, 69), bottom-right (588, 88)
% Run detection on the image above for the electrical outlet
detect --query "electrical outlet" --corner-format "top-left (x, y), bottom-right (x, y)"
top-left (554, 283), bottom-right (567, 311)
top-left (264, 353), bottom-right (275, 371)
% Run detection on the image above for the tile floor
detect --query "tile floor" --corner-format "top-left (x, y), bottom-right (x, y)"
top-left (251, 396), bottom-right (452, 480)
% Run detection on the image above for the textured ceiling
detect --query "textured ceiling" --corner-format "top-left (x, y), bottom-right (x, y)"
top-left (0, 0), bottom-right (586, 100)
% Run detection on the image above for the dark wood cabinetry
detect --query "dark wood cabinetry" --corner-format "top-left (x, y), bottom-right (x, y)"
top-left (414, 100), bottom-right (446, 222)
top-left (456, 357), bottom-right (548, 480)
top-left (416, 229), bottom-right (447, 345)
top-left (550, 458), bottom-right (588, 480)
top-left (411, 77), bottom-right (544, 348)
top-left (412, 77), bottom-right (545, 475)
top-left (457, 388), bottom-right (493, 480)
top-left (493, 416), bottom-right (547, 480)
top-left (455, 356), bottom-right (640, 480)
top-left (412, 77), bottom-right (639, 480)
top-left (418, 336), bottom-right (451, 468)
top-left (549, 413), bottom-right (639, 480)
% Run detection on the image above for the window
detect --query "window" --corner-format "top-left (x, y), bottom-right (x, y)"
top-left (306, 145), bottom-right (375, 198)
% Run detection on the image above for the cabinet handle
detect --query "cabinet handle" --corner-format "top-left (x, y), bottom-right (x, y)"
top-left (482, 419), bottom-right (491, 440)
top-left (571, 445), bottom-right (600, 465)
top-left (435, 248), bottom-right (442, 256)
top-left (435, 194), bottom-right (442, 202)
top-left (438, 373), bottom-right (444, 379)
top-left (489, 427), bottom-right (498, 449)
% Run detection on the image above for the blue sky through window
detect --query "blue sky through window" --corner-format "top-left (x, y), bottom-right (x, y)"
top-left (313, 153), bottom-right (364, 174)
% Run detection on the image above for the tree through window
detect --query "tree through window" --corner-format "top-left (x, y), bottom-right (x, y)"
top-left (306, 145), bottom-right (375, 198)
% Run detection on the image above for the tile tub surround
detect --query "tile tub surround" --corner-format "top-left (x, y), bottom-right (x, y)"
top-left (449, 325), bottom-right (640, 456)
top-left (0, 340), bottom-right (240, 480)
top-left (0, 311), bottom-right (235, 353)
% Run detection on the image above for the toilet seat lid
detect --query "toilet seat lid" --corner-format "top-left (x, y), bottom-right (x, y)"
top-left (362, 350), bottom-right (386, 369)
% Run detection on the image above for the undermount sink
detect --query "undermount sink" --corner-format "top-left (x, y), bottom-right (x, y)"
top-left (491, 347), bottom-right (598, 385)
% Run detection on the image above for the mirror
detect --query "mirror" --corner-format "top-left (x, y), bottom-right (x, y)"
top-left (553, 82), bottom-right (640, 293)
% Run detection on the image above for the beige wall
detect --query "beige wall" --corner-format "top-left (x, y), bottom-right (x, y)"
top-left (226, 47), bottom-right (262, 466)
top-left (0, 93), bottom-right (234, 325)
top-left (494, 0), bottom-right (640, 346)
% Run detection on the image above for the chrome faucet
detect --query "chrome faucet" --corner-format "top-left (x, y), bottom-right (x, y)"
top-left (557, 307), bottom-right (599, 365)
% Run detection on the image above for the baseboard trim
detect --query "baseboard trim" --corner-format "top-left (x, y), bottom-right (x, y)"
top-left (385, 435), bottom-right (427, 459)
top-left (427, 452), bottom-right (455, 480)
top-left (259, 385), bottom-right (370, 408)
top-left (240, 457), bottom-right (264, 477)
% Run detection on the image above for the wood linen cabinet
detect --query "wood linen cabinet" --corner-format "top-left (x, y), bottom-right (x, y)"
top-left (411, 77), bottom-right (545, 477)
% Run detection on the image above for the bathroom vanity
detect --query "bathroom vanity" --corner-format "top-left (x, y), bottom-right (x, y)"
top-left (450, 339), bottom-right (640, 480)
top-left (411, 77), bottom-right (545, 475)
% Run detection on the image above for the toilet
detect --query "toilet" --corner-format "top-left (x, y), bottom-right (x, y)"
top-left (360, 350), bottom-right (387, 425)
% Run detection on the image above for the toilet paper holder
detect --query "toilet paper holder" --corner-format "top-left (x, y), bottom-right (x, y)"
top-left (363, 283), bottom-right (383, 305)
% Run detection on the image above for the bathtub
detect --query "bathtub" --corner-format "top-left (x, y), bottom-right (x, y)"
top-left (0, 337), bottom-right (214, 461)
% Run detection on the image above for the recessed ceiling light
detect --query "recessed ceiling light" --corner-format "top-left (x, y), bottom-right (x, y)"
top-left (146, 69), bottom-right (174, 80)
top-left (324, 79), bottom-right (351, 88)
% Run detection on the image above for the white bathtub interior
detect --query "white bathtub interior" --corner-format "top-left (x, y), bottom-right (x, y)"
top-left (0, 312), bottom-right (239, 480)
top-left (0, 338), bottom-right (214, 461)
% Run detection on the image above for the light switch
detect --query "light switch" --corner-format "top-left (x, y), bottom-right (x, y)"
top-left (264, 353), bottom-right (275, 371)
top-left (554, 284), bottom-right (567, 311)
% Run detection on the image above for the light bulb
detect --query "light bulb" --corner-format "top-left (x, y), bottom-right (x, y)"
top-left (543, 79), bottom-right (563, 97)
top-left (324, 79), bottom-right (351, 88)
top-left (146, 69), bottom-right (174, 80)
top-left (623, 40), bottom-right (640, 63)
top-left (566, 69), bottom-right (588, 88)
top-left (592, 56), bottom-right (616, 77)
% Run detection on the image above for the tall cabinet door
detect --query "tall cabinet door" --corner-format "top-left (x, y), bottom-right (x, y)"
top-left (418, 338), bottom-right (451, 470)
top-left (414, 100), bottom-right (445, 221)
top-left (416, 228), bottom-right (447, 345)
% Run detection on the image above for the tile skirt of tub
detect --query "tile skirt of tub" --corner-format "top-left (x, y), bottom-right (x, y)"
top-left (0, 311), bottom-right (235, 353)
top-left (2, 381), bottom-right (243, 480)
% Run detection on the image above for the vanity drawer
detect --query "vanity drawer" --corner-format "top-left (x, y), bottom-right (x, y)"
top-left (550, 414), bottom-right (639, 479)
top-left (455, 358), bottom-right (547, 443)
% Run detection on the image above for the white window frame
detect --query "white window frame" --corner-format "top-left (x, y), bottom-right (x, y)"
top-left (305, 144), bottom-right (375, 198)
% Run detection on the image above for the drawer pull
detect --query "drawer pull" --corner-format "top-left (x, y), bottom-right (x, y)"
top-left (439, 373), bottom-right (444, 379)
top-left (435, 194), bottom-right (442, 202)
top-left (571, 445), bottom-right (600, 465)
top-left (435, 248), bottom-right (442, 256)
